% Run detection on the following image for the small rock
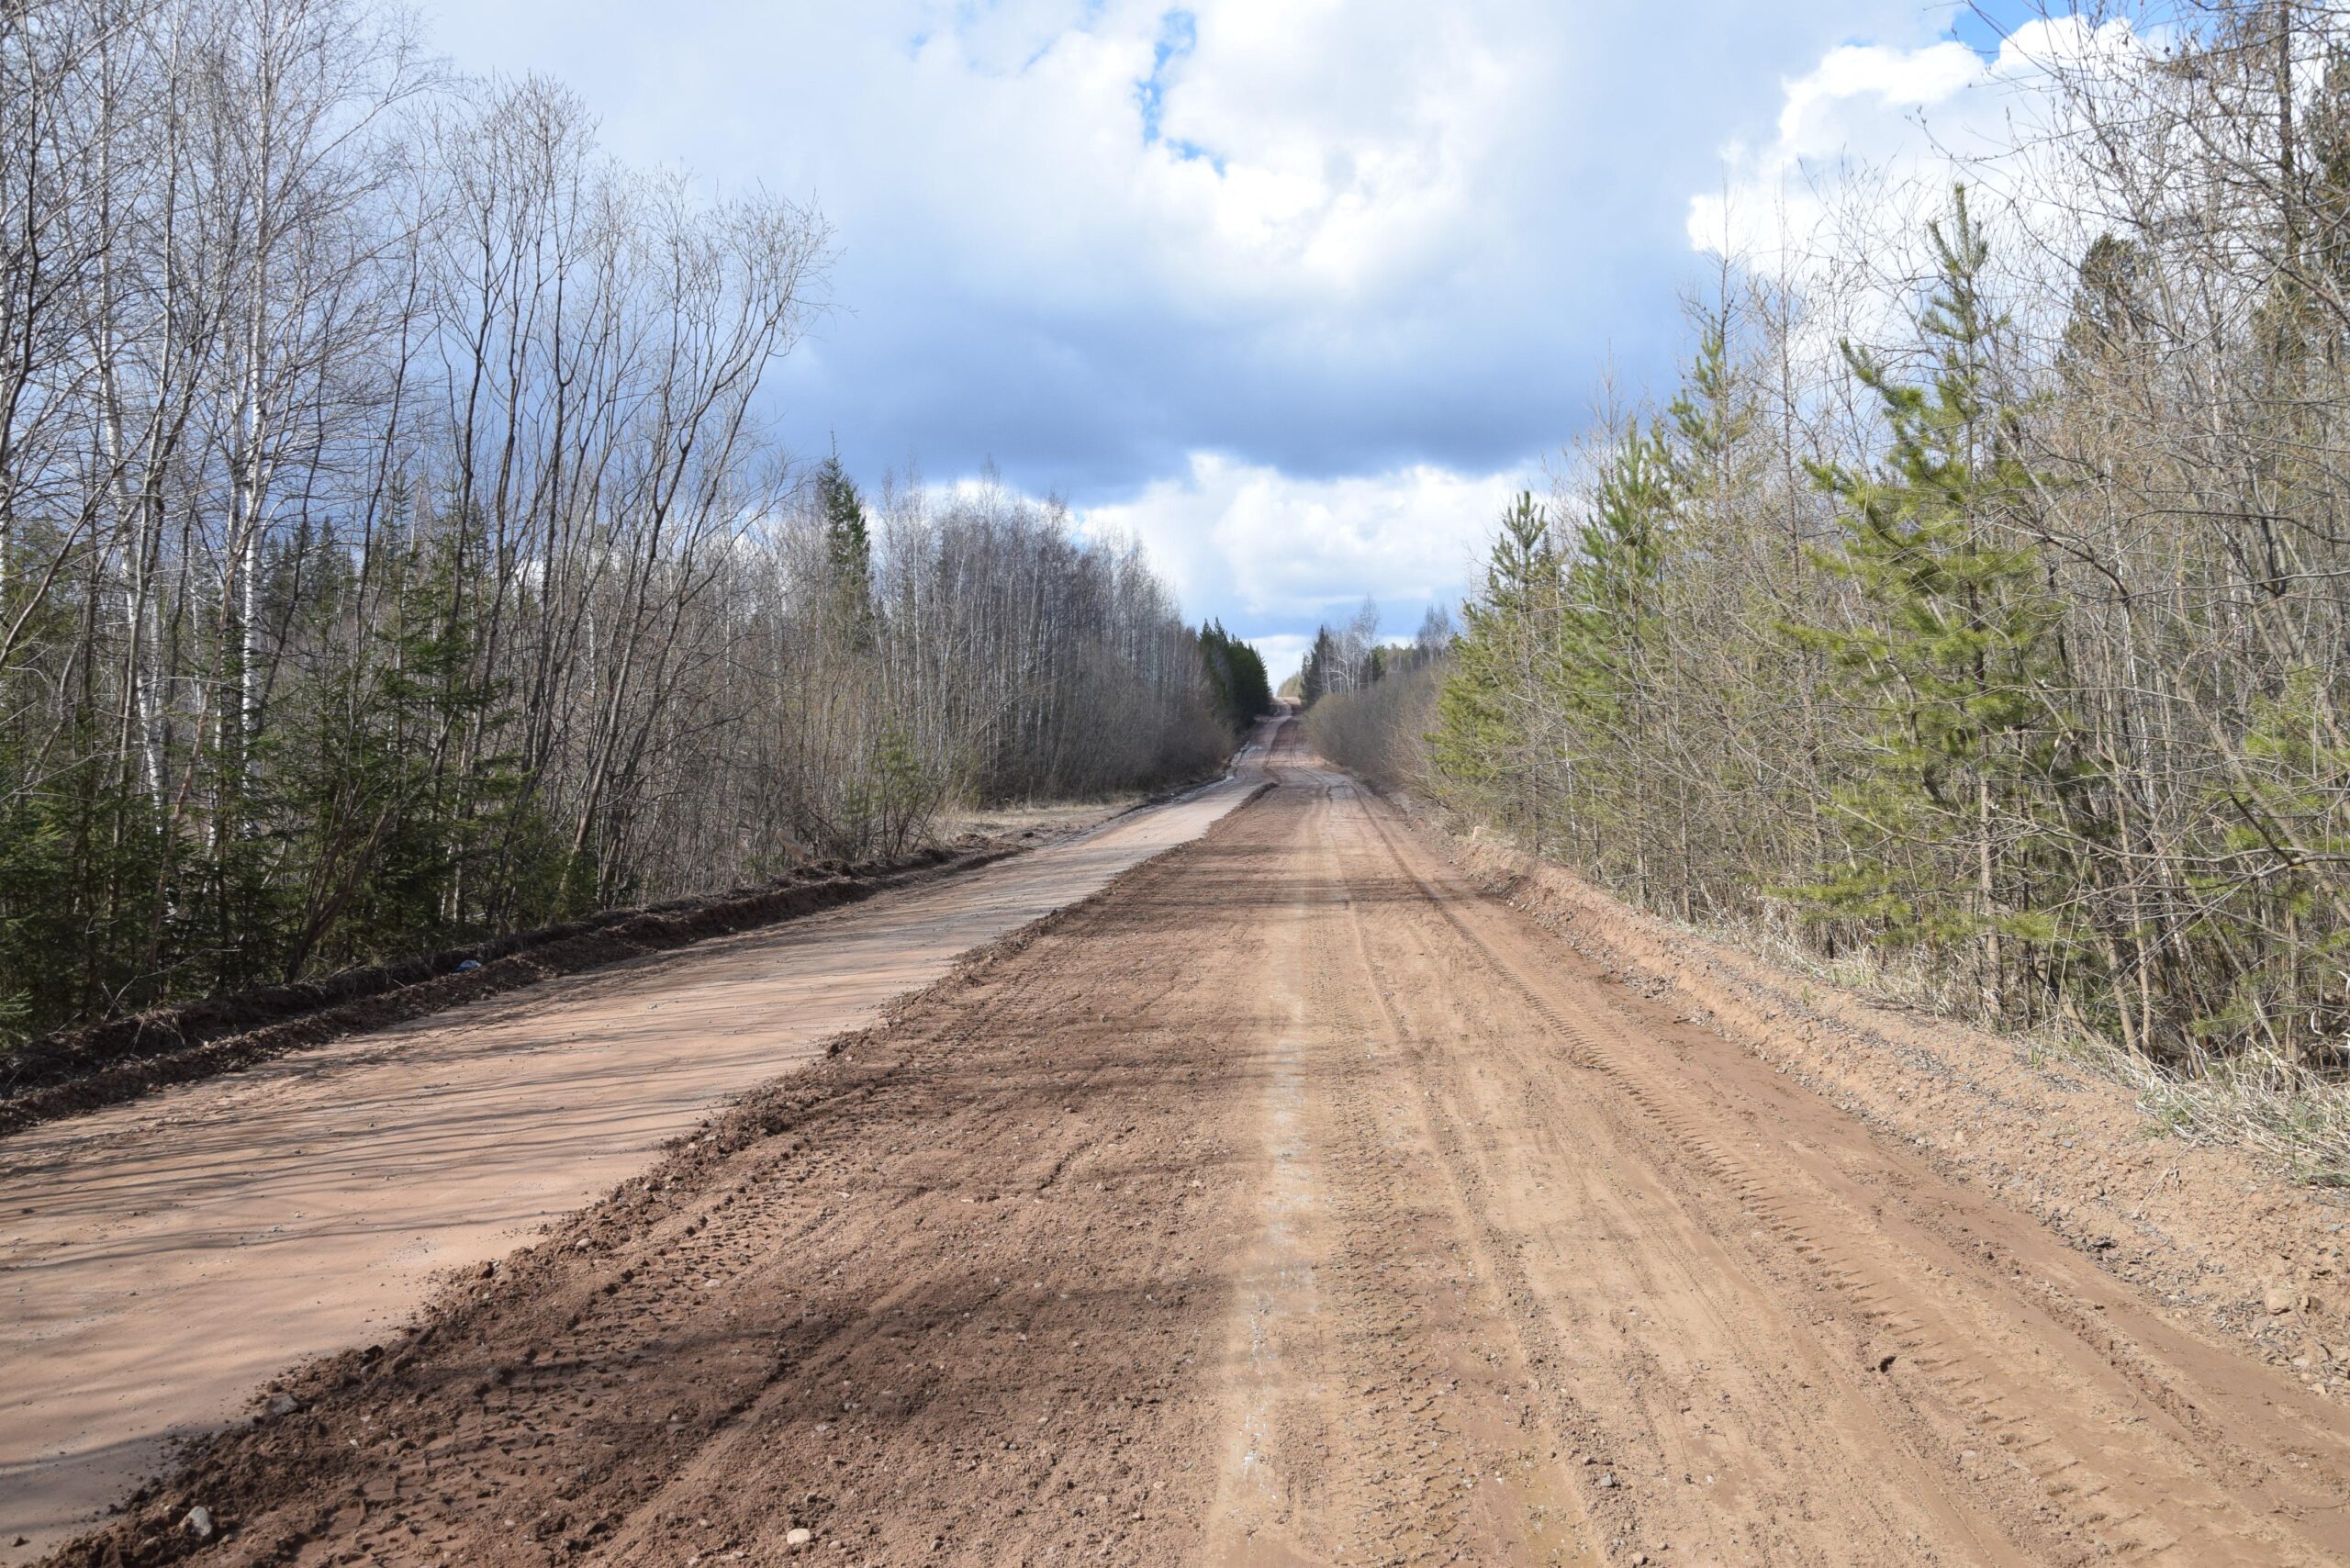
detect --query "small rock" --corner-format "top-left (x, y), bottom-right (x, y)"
top-left (263, 1392), bottom-right (301, 1417)
top-left (786, 1527), bottom-right (813, 1549)
top-left (2266, 1281), bottom-right (2299, 1316)
top-left (182, 1506), bottom-right (214, 1541)
top-left (1597, 1473), bottom-right (1619, 1489)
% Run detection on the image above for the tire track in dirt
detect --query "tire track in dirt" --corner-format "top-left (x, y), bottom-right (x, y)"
top-left (1345, 778), bottom-right (2350, 1566)
top-left (1201, 776), bottom-right (1591, 1565)
top-left (1306, 782), bottom-right (1591, 1564)
top-left (36, 724), bottom-right (2350, 1568)
top-left (0, 775), bottom-right (1258, 1563)
top-left (1335, 777), bottom-right (2009, 1566)
top-left (48, 786), bottom-right (1300, 1568)
top-left (1199, 777), bottom-right (1348, 1566)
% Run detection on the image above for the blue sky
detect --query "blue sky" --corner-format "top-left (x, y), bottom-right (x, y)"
top-left (421, 0), bottom-right (2061, 678)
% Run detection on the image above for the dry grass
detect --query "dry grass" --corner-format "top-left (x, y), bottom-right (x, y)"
top-left (1427, 792), bottom-right (2350, 1190)
top-left (936, 796), bottom-right (1145, 843)
top-left (1700, 902), bottom-right (2350, 1190)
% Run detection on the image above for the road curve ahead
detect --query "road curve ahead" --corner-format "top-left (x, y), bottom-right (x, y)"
top-left (0, 758), bottom-right (1262, 1562)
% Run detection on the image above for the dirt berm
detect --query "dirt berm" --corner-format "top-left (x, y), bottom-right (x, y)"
top-left (0, 844), bottom-right (1013, 1139)
top-left (36, 733), bottom-right (2350, 1566)
top-left (1438, 828), bottom-right (2350, 1378)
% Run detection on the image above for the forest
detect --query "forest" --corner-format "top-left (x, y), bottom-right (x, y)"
top-left (1310, 1), bottom-right (2350, 1092)
top-left (0, 0), bottom-right (1267, 1045)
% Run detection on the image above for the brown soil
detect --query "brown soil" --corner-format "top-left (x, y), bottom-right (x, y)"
top-left (31, 724), bottom-right (2350, 1566)
top-left (1435, 826), bottom-right (2350, 1391)
top-left (1, 846), bottom-right (1022, 1141)
top-left (0, 779), bottom-right (1256, 1563)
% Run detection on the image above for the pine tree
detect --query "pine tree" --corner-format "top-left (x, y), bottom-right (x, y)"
top-left (1433, 492), bottom-right (1561, 846)
top-left (1666, 313), bottom-right (1755, 495)
top-left (1550, 427), bottom-right (1677, 895)
top-left (815, 454), bottom-right (875, 646)
top-left (1299, 626), bottom-right (1339, 708)
top-left (1558, 428), bottom-right (1673, 739)
top-left (1197, 621), bottom-right (1271, 733)
top-left (1792, 186), bottom-right (2076, 1016)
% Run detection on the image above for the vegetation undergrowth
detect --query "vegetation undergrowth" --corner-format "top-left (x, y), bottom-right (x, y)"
top-left (0, 0), bottom-right (1273, 1052)
top-left (1698, 892), bottom-right (2350, 1191)
top-left (1299, 2), bottom-right (2350, 1187)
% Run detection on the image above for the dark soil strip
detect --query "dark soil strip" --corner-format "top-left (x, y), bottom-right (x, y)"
top-left (0, 843), bottom-right (1020, 1142)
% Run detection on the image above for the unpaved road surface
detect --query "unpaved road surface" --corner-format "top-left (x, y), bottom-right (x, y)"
top-left (0, 774), bottom-right (1257, 1562)
top-left (26, 724), bottom-right (2350, 1567)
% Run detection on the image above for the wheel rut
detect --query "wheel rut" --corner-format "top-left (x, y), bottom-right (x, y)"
top-left (1344, 777), bottom-right (2350, 1567)
top-left (37, 724), bottom-right (2350, 1568)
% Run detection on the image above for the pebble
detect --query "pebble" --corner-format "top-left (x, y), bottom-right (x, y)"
top-left (1597, 1473), bottom-right (1619, 1488)
top-left (182, 1506), bottom-right (214, 1541)
top-left (786, 1527), bottom-right (813, 1548)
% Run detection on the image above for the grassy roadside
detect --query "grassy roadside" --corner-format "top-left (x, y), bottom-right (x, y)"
top-left (1419, 794), bottom-right (2350, 1191)
top-left (1684, 907), bottom-right (2350, 1189)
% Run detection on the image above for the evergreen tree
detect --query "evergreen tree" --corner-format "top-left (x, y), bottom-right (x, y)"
top-left (1558, 427), bottom-right (1674, 739)
top-left (2058, 233), bottom-right (2150, 383)
top-left (1791, 187), bottom-right (2076, 1014)
top-left (1197, 621), bottom-right (1271, 732)
top-left (815, 454), bottom-right (876, 645)
top-left (1299, 626), bottom-right (1340, 709)
top-left (267, 511), bottom-right (555, 980)
top-left (1432, 492), bottom-right (1561, 846)
top-left (1666, 313), bottom-right (1756, 496)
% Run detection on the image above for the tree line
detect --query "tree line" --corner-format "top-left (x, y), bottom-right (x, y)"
top-left (0, 0), bottom-right (1263, 1047)
top-left (1293, 598), bottom-right (1451, 710)
top-left (1315, 1), bottom-right (2350, 1075)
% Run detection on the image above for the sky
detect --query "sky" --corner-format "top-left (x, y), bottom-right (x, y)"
top-left (421, 0), bottom-right (2062, 680)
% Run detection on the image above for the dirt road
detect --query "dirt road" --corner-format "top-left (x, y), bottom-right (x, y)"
top-left (0, 771), bottom-right (1257, 1562)
top-left (28, 724), bottom-right (2350, 1566)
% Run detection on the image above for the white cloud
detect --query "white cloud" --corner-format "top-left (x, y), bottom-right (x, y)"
top-left (456, 0), bottom-right (1550, 317)
top-left (422, 0), bottom-right (1951, 641)
top-left (1249, 633), bottom-right (1315, 687)
top-left (1689, 17), bottom-right (2148, 283)
top-left (1076, 452), bottom-right (1532, 629)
